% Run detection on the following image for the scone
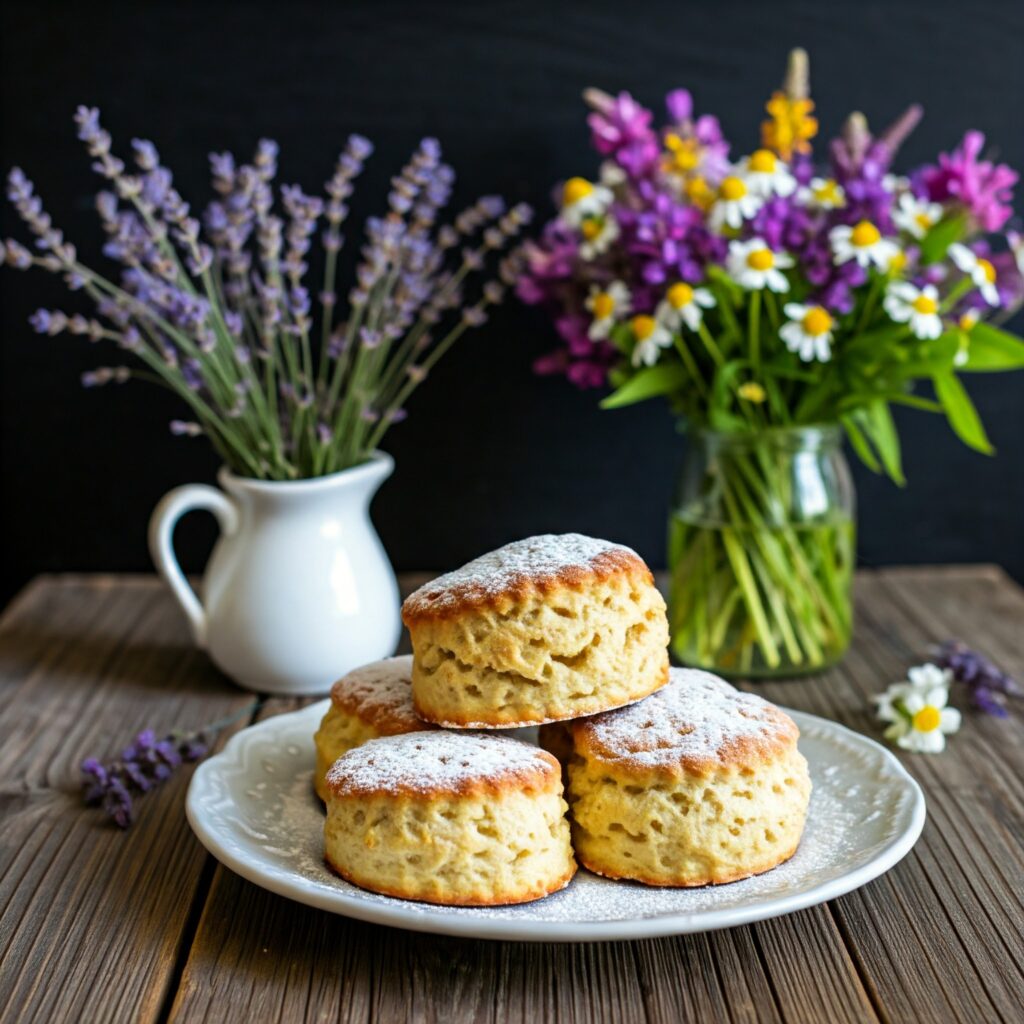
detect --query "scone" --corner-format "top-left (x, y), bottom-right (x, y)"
top-left (546, 667), bottom-right (811, 886)
top-left (401, 534), bottom-right (670, 728)
top-left (323, 732), bottom-right (576, 905)
top-left (313, 656), bottom-right (435, 801)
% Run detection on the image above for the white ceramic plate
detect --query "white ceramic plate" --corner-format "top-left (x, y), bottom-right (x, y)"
top-left (186, 700), bottom-right (925, 942)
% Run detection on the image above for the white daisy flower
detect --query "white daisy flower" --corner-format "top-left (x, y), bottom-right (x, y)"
top-left (883, 281), bottom-right (943, 339)
top-left (907, 664), bottom-right (954, 691)
top-left (886, 686), bottom-right (961, 753)
top-left (709, 175), bottom-right (763, 231)
top-left (780, 303), bottom-right (835, 362)
top-left (892, 193), bottom-right (945, 240)
top-left (630, 314), bottom-right (674, 367)
top-left (882, 173), bottom-right (911, 194)
top-left (584, 280), bottom-right (631, 340)
top-left (578, 214), bottom-right (620, 261)
top-left (874, 663), bottom-right (960, 754)
top-left (598, 161), bottom-right (627, 187)
top-left (559, 176), bottom-right (613, 227)
top-left (830, 220), bottom-right (901, 271)
top-left (949, 243), bottom-right (1000, 307)
top-left (656, 281), bottom-right (716, 332)
top-left (799, 177), bottom-right (846, 211)
top-left (727, 238), bottom-right (794, 292)
top-left (735, 149), bottom-right (797, 198)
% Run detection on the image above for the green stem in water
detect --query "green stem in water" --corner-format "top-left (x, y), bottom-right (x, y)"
top-left (748, 291), bottom-right (762, 378)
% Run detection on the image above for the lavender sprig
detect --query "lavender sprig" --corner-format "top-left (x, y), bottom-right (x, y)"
top-left (3, 110), bottom-right (526, 480)
top-left (81, 700), bottom-right (262, 827)
top-left (934, 641), bottom-right (1022, 717)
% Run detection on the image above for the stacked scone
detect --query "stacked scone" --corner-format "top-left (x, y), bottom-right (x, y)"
top-left (317, 533), bottom-right (810, 905)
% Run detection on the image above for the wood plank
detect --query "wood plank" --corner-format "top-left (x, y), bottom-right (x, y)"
top-left (0, 576), bottom-right (256, 1024)
top-left (808, 570), bottom-right (1024, 1024)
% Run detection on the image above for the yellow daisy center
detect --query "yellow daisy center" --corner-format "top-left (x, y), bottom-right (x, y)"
top-left (978, 258), bottom-right (996, 283)
top-left (667, 282), bottom-right (695, 309)
top-left (747, 248), bottom-right (775, 271)
top-left (738, 382), bottom-right (767, 403)
top-left (580, 218), bottom-right (603, 241)
top-left (888, 250), bottom-right (907, 273)
top-left (749, 149), bottom-right (777, 174)
top-left (912, 294), bottom-right (938, 315)
top-left (591, 292), bottom-right (615, 319)
top-left (632, 315), bottom-right (656, 341)
top-left (959, 311), bottom-right (978, 330)
top-left (813, 180), bottom-right (843, 206)
top-left (664, 133), bottom-right (701, 172)
top-left (850, 221), bottom-right (881, 248)
top-left (719, 176), bottom-right (747, 201)
top-left (912, 706), bottom-right (942, 733)
top-left (801, 307), bottom-right (833, 336)
top-left (915, 211), bottom-right (934, 231)
top-left (562, 177), bottom-right (594, 206)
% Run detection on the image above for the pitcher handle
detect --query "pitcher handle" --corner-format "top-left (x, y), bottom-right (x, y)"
top-left (148, 484), bottom-right (239, 647)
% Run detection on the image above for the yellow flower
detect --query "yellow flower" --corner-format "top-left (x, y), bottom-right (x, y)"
top-left (684, 175), bottom-right (715, 210)
top-left (762, 92), bottom-right (818, 161)
top-left (663, 132), bottom-right (701, 173)
top-left (738, 382), bottom-right (767, 403)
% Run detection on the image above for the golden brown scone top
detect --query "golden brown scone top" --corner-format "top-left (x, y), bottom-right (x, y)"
top-left (325, 732), bottom-right (562, 799)
top-left (571, 668), bottom-right (801, 778)
top-left (402, 534), bottom-right (653, 622)
top-left (328, 655), bottom-right (434, 735)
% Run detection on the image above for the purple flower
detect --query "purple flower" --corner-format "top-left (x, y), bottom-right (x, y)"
top-left (80, 706), bottom-right (259, 828)
top-left (920, 131), bottom-right (1018, 231)
top-left (585, 89), bottom-right (660, 178)
top-left (935, 640), bottom-right (1021, 717)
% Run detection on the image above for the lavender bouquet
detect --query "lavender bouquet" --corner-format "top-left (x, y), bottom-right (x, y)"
top-left (519, 51), bottom-right (1024, 676)
top-left (2, 109), bottom-right (530, 479)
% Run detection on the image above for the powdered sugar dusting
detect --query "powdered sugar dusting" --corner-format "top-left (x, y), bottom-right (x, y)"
top-left (403, 533), bottom-right (640, 614)
top-left (326, 731), bottom-right (555, 796)
top-left (331, 655), bottom-right (424, 731)
top-left (582, 668), bottom-right (795, 771)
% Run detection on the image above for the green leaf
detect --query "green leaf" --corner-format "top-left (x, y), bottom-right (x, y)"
top-left (600, 363), bottom-right (688, 409)
top-left (837, 391), bottom-right (942, 414)
top-left (841, 413), bottom-right (881, 474)
top-left (932, 370), bottom-right (994, 454)
top-left (864, 400), bottom-right (905, 485)
top-left (919, 213), bottom-right (967, 265)
top-left (958, 321), bottom-right (1024, 372)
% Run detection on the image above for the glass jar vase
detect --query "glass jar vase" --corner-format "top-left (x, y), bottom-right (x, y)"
top-left (668, 425), bottom-right (855, 678)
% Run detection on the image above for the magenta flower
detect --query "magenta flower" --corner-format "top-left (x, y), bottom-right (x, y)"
top-left (921, 131), bottom-right (1018, 231)
top-left (585, 90), bottom-right (660, 178)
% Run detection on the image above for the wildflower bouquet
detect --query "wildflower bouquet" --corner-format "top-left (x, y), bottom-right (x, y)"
top-left (519, 50), bottom-right (1024, 676)
top-left (2, 109), bottom-right (530, 479)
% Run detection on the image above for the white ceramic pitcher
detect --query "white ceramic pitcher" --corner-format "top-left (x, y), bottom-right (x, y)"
top-left (149, 452), bottom-right (401, 695)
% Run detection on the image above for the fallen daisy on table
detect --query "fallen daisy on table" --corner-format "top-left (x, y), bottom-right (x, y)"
top-left (874, 664), bottom-right (961, 753)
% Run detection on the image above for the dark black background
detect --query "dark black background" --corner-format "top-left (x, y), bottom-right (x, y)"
top-left (2, 0), bottom-right (1023, 606)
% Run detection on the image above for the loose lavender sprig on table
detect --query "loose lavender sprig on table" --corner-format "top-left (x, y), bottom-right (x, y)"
top-left (2, 111), bottom-right (531, 479)
top-left (934, 640), bottom-right (1022, 717)
top-left (81, 700), bottom-right (261, 827)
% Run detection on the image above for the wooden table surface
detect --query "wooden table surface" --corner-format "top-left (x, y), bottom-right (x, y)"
top-left (2, 567), bottom-right (1023, 1024)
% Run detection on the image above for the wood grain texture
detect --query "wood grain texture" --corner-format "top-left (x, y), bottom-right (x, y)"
top-left (0, 576), bottom-right (256, 1024)
top-left (1, 569), bottom-right (1023, 1024)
